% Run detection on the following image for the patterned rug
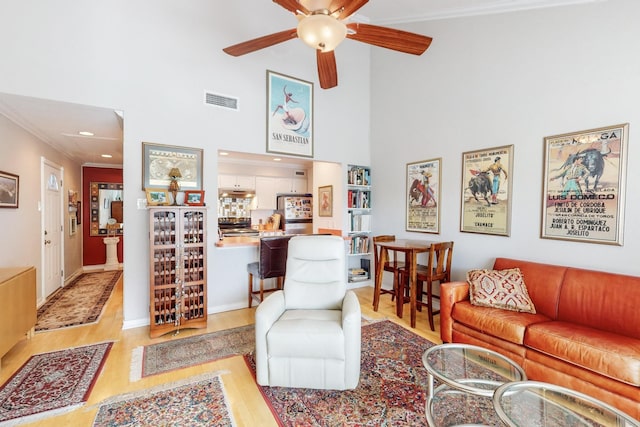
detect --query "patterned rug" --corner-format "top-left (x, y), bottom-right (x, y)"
top-left (246, 320), bottom-right (435, 426)
top-left (36, 270), bottom-right (122, 331)
top-left (0, 342), bottom-right (112, 425)
top-left (92, 372), bottom-right (236, 427)
top-left (130, 324), bottom-right (255, 381)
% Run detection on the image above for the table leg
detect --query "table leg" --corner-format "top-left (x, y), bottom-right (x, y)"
top-left (373, 247), bottom-right (388, 311)
top-left (410, 250), bottom-right (418, 328)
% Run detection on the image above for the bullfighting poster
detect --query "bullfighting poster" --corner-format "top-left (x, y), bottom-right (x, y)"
top-left (267, 70), bottom-right (313, 158)
top-left (460, 145), bottom-right (513, 236)
top-left (541, 124), bottom-right (628, 245)
top-left (406, 158), bottom-right (441, 233)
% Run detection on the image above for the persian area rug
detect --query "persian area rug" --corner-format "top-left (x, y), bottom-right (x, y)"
top-left (246, 320), bottom-right (435, 427)
top-left (130, 324), bottom-right (255, 381)
top-left (92, 372), bottom-right (236, 427)
top-left (36, 270), bottom-right (122, 332)
top-left (0, 342), bottom-right (112, 426)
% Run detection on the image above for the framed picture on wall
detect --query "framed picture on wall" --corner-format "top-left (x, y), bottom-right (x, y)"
top-left (460, 145), bottom-right (513, 236)
top-left (318, 185), bottom-right (333, 217)
top-left (541, 123), bottom-right (628, 245)
top-left (142, 142), bottom-right (203, 190)
top-left (0, 170), bottom-right (19, 208)
top-left (406, 158), bottom-right (441, 233)
top-left (266, 70), bottom-right (314, 158)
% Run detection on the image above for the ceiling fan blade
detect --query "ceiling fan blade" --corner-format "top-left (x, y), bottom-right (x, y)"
top-left (346, 22), bottom-right (432, 55)
top-left (223, 29), bottom-right (298, 56)
top-left (317, 50), bottom-right (338, 89)
top-left (273, 0), bottom-right (309, 15)
top-left (330, 0), bottom-right (369, 19)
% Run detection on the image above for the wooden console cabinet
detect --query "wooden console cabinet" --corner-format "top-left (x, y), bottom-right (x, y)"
top-left (149, 207), bottom-right (207, 338)
top-left (0, 267), bottom-right (36, 368)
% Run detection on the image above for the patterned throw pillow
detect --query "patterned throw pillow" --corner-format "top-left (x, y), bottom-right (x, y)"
top-left (467, 268), bottom-right (536, 314)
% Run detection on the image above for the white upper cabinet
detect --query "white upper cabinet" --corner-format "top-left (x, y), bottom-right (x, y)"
top-left (218, 174), bottom-right (255, 190)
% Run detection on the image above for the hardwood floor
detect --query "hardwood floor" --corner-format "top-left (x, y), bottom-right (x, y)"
top-left (0, 274), bottom-right (443, 426)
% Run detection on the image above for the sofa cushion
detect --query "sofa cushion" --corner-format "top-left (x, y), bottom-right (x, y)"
top-left (525, 321), bottom-right (640, 386)
top-left (467, 268), bottom-right (536, 314)
top-left (493, 258), bottom-right (566, 319)
top-left (452, 300), bottom-right (550, 345)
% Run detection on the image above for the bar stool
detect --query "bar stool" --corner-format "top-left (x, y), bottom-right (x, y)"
top-left (373, 235), bottom-right (406, 310)
top-left (247, 235), bottom-right (293, 308)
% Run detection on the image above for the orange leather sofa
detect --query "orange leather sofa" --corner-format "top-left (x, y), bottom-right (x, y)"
top-left (440, 257), bottom-right (640, 418)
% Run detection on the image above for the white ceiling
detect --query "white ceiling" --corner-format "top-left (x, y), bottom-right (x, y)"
top-left (0, 0), bottom-right (601, 168)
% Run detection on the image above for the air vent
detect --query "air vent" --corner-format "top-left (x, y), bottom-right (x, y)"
top-left (204, 91), bottom-right (238, 111)
top-left (294, 170), bottom-right (306, 177)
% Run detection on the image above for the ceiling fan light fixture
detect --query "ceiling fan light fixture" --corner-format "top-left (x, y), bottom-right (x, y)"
top-left (297, 13), bottom-right (347, 52)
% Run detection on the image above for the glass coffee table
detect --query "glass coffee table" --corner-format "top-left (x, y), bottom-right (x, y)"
top-left (422, 343), bottom-right (527, 426)
top-left (494, 381), bottom-right (640, 427)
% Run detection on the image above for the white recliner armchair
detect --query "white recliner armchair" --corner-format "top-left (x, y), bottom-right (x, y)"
top-left (255, 234), bottom-right (361, 390)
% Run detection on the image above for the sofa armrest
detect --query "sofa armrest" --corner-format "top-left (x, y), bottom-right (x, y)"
top-left (440, 281), bottom-right (470, 343)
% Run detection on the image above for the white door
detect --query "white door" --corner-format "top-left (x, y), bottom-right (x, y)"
top-left (42, 160), bottom-right (64, 300)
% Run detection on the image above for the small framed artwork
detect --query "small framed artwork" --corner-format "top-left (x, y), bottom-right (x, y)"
top-left (184, 190), bottom-right (205, 206)
top-left (318, 185), bottom-right (333, 217)
top-left (267, 70), bottom-right (314, 158)
top-left (460, 145), bottom-right (513, 236)
top-left (406, 158), bottom-right (441, 233)
top-left (145, 188), bottom-right (170, 206)
top-left (0, 170), bottom-right (19, 208)
top-left (142, 142), bottom-right (203, 190)
top-left (541, 123), bottom-right (628, 245)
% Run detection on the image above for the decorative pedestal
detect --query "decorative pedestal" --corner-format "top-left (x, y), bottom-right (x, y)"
top-left (103, 237), bottom-right (120, 271)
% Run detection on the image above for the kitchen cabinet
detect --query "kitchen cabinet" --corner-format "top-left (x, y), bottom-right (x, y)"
top-left (218, 174), bottom-right (255, 190)
top-left (255, 176), bottom-right (278, 210)
top-left (149, 206), bottom-right (207, 338)
top-left (276, 177), bottom-right (308, 194)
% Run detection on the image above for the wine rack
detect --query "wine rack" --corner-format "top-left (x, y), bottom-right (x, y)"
top-left (149, 206), bottom-right (207, 338)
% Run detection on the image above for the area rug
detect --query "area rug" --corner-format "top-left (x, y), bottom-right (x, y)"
top-left (0, 342), bottom-right (112, 426)
top-left (245, 320), bottom-right (436, 426)
top-left (92, 372), bottom-right (236, 427)
top-left (36, 270), bottom-right (122, 331)
top-left (130, 324), bottom-right (255, 381)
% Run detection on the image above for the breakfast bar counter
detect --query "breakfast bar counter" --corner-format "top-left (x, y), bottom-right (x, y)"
top-left (215, 236), bottom-right (260, 248)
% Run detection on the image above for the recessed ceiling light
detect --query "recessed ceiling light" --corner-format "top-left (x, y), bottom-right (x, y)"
top-left (273, 158), bottom-right (282, 161)
top-left (79, 131), bottom-right (94, 136)
top-left (101, 154), bottom-right (113, 158)
top-left (219, 152), bottom-right (229, 156)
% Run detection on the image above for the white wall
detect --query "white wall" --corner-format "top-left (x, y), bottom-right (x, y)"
top-left (0, 0), bottom-right (371, 327)
top-left (0, 115), bottom-right (83, 303)
top-left (371, 0), bottom-right (640, 278)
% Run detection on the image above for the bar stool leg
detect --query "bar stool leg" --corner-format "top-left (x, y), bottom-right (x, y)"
top-left (248, 273), bottom-right (254, 308)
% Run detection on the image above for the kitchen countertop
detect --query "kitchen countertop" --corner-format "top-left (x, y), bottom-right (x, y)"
top-left (215, 236), bottom-right (260, 248)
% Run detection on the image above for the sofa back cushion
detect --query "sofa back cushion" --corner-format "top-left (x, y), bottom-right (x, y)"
top-left (558, 268), bottom-right (640, 339)
top-left (493, 258), bottom-right (566, 319)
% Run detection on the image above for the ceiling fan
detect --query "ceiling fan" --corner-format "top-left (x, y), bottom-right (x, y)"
top-left (222, 0), bottom-right (433, 89)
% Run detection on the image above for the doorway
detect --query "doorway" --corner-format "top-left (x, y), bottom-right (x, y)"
top-left (41, 158), bottom-right (64, 299)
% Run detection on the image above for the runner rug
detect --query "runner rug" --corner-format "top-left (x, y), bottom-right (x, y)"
top-left (0, 342), bottom-right (112, 426)
top-left (130, 324), bottom-right (255, 381)
top-left (246, 320), bottom-right (435, 427)
top-left (36, 270), bottom-right (122, 331)
top-left (91, 372), bottom-right (235, 427)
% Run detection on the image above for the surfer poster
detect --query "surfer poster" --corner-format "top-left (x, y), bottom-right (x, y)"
top-left (267, 70), bottom-right (314, 158)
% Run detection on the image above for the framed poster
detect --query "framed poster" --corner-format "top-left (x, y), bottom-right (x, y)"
top-left (318, 185), bottom-right (333, 217)
top-left (142, 142), bottom-right (203, 190)
top-left (541, 123), bottom-right (628, 245)
top-left (0, 170), bottom-right (19, 208)
top-left (460, 145), bottom-right (513, 236)
top-left (406, 158), bottom-right (441, 233)
top-left (267, 70), bottom-right (313, 158)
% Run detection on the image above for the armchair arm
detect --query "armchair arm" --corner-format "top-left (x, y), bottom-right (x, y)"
top-left (440, 281), bottom-right (470, 343)
top-left (342, 290), bottom-right (361, 389)
top-left (255, 290), bottom-right (286, 386)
